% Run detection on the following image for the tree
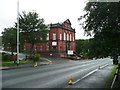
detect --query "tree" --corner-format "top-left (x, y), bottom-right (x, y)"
top-left (2, 27), bottom-right (17, 54)
top-left (76, 39), bottom-right (90, 58)
top-left (18, 11), bottom-right (49, 54)
top-left (79, 2), bottom-right (120, 59)
top-left (0, 36), bottom-right (3, 48)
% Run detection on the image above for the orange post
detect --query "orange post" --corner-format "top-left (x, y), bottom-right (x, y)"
top-left (69, 76), bottom-right (73, 85)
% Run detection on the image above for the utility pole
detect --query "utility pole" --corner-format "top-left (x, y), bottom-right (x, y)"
top-left (17, 0), bottom-right (19, 64)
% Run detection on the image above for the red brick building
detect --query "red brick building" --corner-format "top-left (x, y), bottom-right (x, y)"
top-left (24, 19), bottom-right (76, 57)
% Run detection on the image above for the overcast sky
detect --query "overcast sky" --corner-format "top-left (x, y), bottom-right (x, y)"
top-left (0, 0), bottom-right (91, 39)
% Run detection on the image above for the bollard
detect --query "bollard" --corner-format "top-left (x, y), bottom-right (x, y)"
top-left (98, 66), bottom-right (100, 69)
top-left (69, 76), bottom-right (73, 85)
top-left (49, 61), bottom-right (53, 64)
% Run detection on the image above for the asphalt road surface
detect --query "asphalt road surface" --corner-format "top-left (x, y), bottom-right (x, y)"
top-left (2, 58), bottom-right (112, 88)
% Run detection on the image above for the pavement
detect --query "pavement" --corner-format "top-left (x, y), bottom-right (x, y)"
top-left (41, 56), bottom-right (76, 64)
top-left (67, 64), bottom-right (115, 88)
top-left (0, 63), bottom-right (40, 70)
top-left (0, 60), bottom-right (50, 70)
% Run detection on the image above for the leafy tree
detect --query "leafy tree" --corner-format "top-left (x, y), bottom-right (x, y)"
top-left (17, 11), bottom-right (49, 54)
top-left (76, 39), bottom-right (90, 58)
top-left (2, 27), bottom-right (17, 54)
top-left (0, 36), bottom-right (2, 46)
top-left (79, 2), bottom-right (120, 59)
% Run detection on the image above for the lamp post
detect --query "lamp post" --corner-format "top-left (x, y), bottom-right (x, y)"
top-left (17, 0), bottom-right (19, 64)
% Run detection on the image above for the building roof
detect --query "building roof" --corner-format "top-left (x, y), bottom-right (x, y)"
top-left (64, 19), bottom-right (71, 25)
top-left (50, 19), bottom-right (75, 33)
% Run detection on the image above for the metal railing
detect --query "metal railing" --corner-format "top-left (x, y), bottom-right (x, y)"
top-left (110, 64), bottom-right (120, 89)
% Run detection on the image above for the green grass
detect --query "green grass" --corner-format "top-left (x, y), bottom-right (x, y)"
top-left (0, 53), bottom-right (2, 58)
top-left (0, 53), bottom-right (2, 64)
top-left (0, 52), bottom-right (33, 66)
top-left (105, 65), bottom-right (118, 88)
top-left (118, 72), bottom-right (120, 88)
top-left (0, 61), bottom-right (33, 66)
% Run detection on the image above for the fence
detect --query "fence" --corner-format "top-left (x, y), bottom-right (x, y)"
top-left (110, 64), bottom-right (120, 89)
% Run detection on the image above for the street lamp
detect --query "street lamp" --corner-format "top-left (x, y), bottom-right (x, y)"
top-left (17, 0), bottom-right (19, 64)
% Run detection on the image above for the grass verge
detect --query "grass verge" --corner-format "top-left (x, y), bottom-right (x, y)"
top-left (105, 65), bottom-right (118, 88)
top-left (0, 53), bottom-right (2, 58)
top-left (0, 61), bottom-right (33, 66)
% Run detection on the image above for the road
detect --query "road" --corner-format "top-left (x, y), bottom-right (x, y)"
top-left (2, 58), bottom-right (112, 88)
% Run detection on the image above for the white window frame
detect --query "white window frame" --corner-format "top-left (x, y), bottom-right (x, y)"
top-left (24, 45), bottom-right (26, 50)
top-left (46, 45), bottom-right (49, 51)
top-left (64, 32), bottom-right (66, 40)
top-left (46, 33), bottom-right (49, 40)
top-left (67, 33), bottom-right (69, 41)
top-left (40, 45), bottom-right (43, 51)
top-left (60, 33), bottom-right (62, 40)
top-left (40, 37), bottom-right (43, 40)
top-left (70, 34), bottom-right (72, 41)
top-left (53, 33), bottom-right (56, 40)
top-left (73, 35), bottom-right (74, 41)
top-left (34, 45), bottom-right (37, 50)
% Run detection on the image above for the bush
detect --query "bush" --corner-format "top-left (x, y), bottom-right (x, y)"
top-left (33, 54), bottom-right (40, 62)
top-left (1, 61), bottom-right (34, 66)
top-left (28, 55), bottom-right (34, 60)
top-left (2, 53), bottom-right (11, 61)
top-left (28, 54), bottom-right (40, 62)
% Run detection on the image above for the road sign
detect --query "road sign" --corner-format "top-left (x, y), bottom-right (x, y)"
top-left (52, 42), bottom-right (57, 46)
top-left (68, 50), bottom-right (73, 55)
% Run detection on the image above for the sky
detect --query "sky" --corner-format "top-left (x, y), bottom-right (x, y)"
top-left (0, 0), bottom-right (91, 39)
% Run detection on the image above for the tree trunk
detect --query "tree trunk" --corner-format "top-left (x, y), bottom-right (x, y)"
top-left (30, 43), bottom-right (34, 55)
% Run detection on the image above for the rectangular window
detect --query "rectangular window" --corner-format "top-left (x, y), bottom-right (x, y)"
top-left (70, 34), bottom-right (72, 41)
top-left (46, 45), bottom-right (49, 51)
top-left (53, 33), bottom-right (56, 40)
top-left (67, 33), bottom-right (69, 41)
top-left (46, 33), bottom-right (49, 40)
top-left (34, 45), bottom-right (37, 50)
top-left (40, 37), bottom-right (43, 40)
top-left (40, 45), bottom-right (43, 51)
top-left (24, 45), bottom-right (26, 50)
top-left (73, 36), bottom-right (74, 41)
top-left (70, 45), bottom-right (72, 50)
top-left (64, 45), bottom-right (66, 51)
top-left (64, 33), bottom-right (66, 40)
top-left (27, 45), bottom-right (30, 50)
top-left (60, 33), bottom-right (62, 40)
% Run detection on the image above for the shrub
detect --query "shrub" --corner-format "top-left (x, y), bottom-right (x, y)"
top-left (27, 54), bottom-right (40, 62)
top-left (2, 53), bottom-right (11, 61)
top-left (33, 54), bottom-right (40, 62)
top-left (28, 55), bottom-right (34, 60)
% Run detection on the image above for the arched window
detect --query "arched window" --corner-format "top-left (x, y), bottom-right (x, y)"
top-left (53, 33), bottom-right (56, 40)
top-left (70, 34), bottom-right (72, 41)
top-left (73, 35), bottom-right (74, 41)
top-left (67, 33), bottom-right (69, 41)
top-left (64, 32), bottom-right (66, 40)
top-left (46, 33), bottom-right (49, 40)
top-left (60, 33), bottom-right (62, 40)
